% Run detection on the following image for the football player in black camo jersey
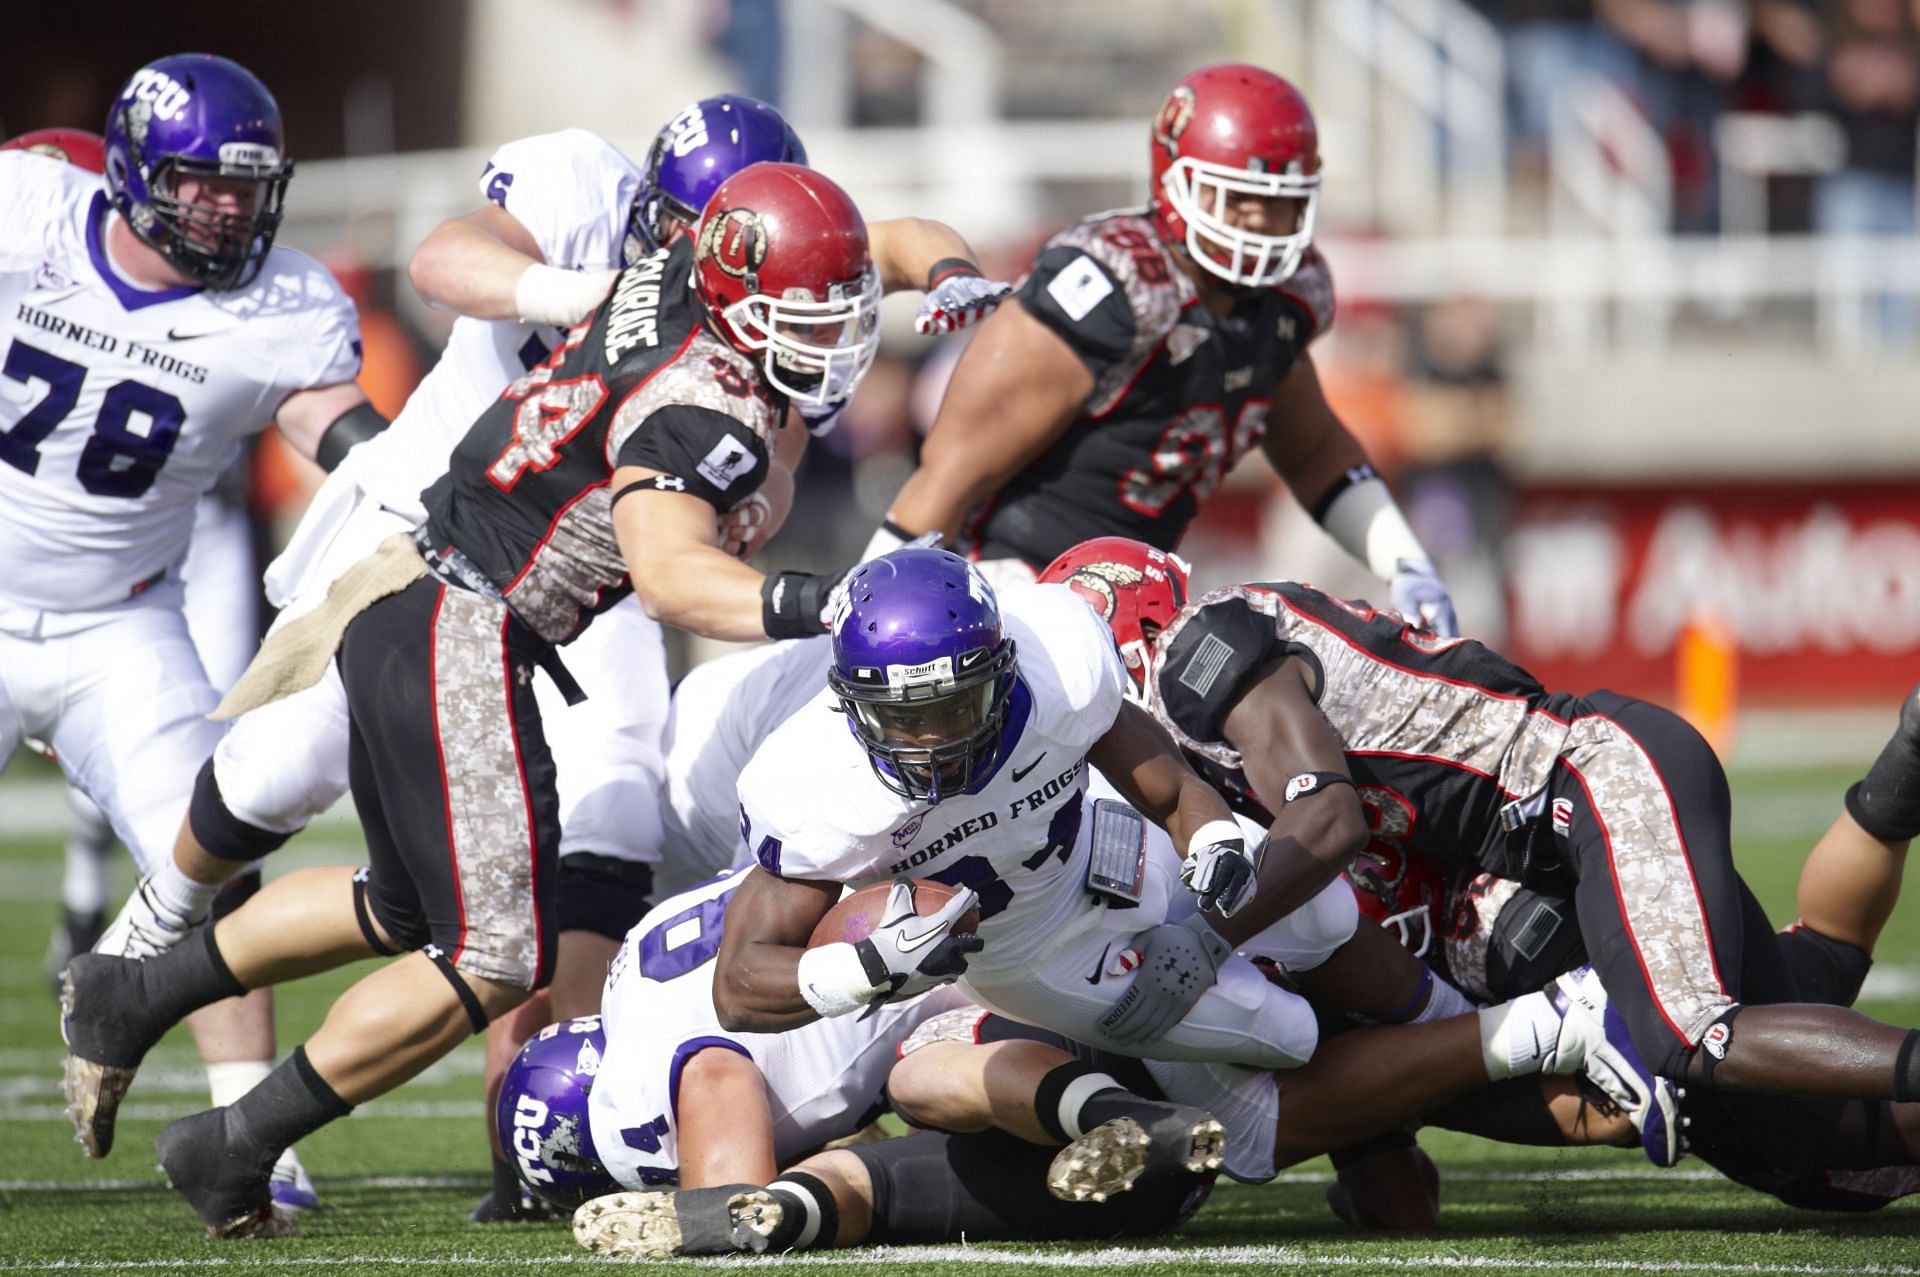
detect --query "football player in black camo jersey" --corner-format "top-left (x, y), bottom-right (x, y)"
top-left (56, 163), bottom-right (988, 1239)
top-left (866, 63), bottom-right (1459, 637)
top-left (1039, 536), bottom-right (1920, 1195)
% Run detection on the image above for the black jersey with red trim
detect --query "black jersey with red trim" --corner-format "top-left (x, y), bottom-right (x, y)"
top-left (1147, 582), bottom-right (1591, 878)
top-left (421, 239), bottom-right (782, 645)
top-left (961, 210), bottom-right (1333, 570)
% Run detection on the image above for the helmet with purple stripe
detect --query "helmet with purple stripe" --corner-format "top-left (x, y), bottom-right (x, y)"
top-left (631, 94), bottom-right (808, 255)
top-left (104, 54), bottom-right (294, 290)
top-left (496, 1015), bottom-right (619, 1209)
top-left (829, 547), bottom-right (1019, 804)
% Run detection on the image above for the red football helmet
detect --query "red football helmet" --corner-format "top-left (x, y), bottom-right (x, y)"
top-left (1038, 536), bottom-right (1192, 705)
top-left (1149, 63), bottom-right (1320, 288)
top-left (692, 162), bottom-right (881, 410)
top-left (1345, 829), bottom-right (1446, 958)
top-left (2, 127), bottom-right (107, 175)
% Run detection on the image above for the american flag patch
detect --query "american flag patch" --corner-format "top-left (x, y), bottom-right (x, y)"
top-left (1178, 632), bottom-right (1236, 699)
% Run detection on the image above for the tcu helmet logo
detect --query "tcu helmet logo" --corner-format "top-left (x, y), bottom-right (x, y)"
top-left (124, 67), bottom-right (192, 123)
top-left (663, 102), bottom-right (711, 158)
top-left (1058, 561), bottom-right (1145, 622)
top-left (1152, 84), bottom-right (1196, 158)
top-left (697, 207), bottom-right (769, 281)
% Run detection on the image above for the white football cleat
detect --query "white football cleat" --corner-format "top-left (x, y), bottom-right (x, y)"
top-left (1546, 965), bottom-right (1685, 1166)
top-left (572, 1186), bottom-right (784, 1258)
top-left (96, 875), bottom-right (203, 960)
top-left (1047, 1104), bottom-right (1226, 1203)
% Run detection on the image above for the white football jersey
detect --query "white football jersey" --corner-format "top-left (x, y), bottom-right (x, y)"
top-left (589, 871), bottom-right (966, 1190)
top-left (0, 153), bottom-right (360, 612)
top-left (737, 584), bottom-right (1129, 974)
top-left (339, 129), bottom-right (641, 520)
top-left (661, 636), bottom-right (835, 886)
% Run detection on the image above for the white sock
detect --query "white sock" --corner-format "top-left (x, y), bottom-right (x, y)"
top-left (206, 1059), bottom-right (273, 1108)
top-left (1412, 972), bottom-right (1476, 1024)
top-left (147, 858), bottom-right (220, 926)
top-left (1477, 990), bottom-right (1560, 1080)
top-left (1058, 1071), bottom-right (1124, 1140)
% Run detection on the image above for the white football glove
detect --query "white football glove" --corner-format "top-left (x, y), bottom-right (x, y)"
top-left (1389, 558), bottom-right (1460, 638)
top-left (798, 401), bottom-right (847, 438)
top-left (1179, 820), bottom-right (1259, 917)
top-left (1097, 913), bottom-right (1234, 1045)
top-left (914, 274), bottom-right (1013, 336)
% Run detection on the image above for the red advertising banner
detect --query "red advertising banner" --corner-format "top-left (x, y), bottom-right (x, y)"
top-left (1504, 482), bottom-right (1920, 705)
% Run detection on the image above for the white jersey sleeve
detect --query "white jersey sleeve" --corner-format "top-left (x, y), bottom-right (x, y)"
top-left (998, 582), bottom-right (1129, 756)
top-left (661, 636), bottom-right (835, 885)
top-left (0, 153), bottom-right (78, 271)
top-left (479, 129), bottom-right (642, 274)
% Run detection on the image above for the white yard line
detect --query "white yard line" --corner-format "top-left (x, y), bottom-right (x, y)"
top-left (0, 1246), bottom-right (1911, 1274)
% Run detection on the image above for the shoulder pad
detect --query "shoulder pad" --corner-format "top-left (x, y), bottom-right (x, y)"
top-left (1276, 246), bottom-right (1335, 341)
top-left (1154, 590), bottom-right (1284, 742)
top-left (1046, 212), bottom-right (1192, 346)
top-left (606, 329), bottom-right (779, 465)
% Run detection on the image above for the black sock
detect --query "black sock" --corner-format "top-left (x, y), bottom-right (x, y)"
top-left (490, 1150), bottom-right (523, 1203)
top-left (764, 1171), bottom-right (839, 1250)
top-left (1846, 690), bottom-right (1920, 841)
top-left (141, 925), bottom-right (247, 1026)
top-left (1033, 1060), bottom-right (1141, 1142)
top-left (222, 1047), bottom-right (352, 1178)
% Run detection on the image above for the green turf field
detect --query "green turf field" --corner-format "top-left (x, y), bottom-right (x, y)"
top-left (1, 763), bottom-right (1915, 1275)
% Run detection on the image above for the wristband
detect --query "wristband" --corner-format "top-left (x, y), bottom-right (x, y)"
top-left (1186, 818), bottom-right (1245, 859)
top-left (860, 520), bottom-right (914, 564)
top-left (925, 257), bottom-right (982, 290)
top-left (797, 942), bottom-right (880, 1017)
top-left (761, 570), bottom-right (835, 640)
top-left (514, 263), bottom-right (617, 327)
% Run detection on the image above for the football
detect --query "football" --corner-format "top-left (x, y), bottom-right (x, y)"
top-left (808, 878), bottom-right (982, 948)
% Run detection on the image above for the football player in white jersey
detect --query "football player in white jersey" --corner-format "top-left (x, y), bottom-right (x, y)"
top-left (1, 61), bottom-right (378, 1205)
top-left (713, 548), bottom-right (1499, 1076)
top-left (658, 637), bottom-right (833, 891)
top-left (117, 95), bottom-right (1010, 1222)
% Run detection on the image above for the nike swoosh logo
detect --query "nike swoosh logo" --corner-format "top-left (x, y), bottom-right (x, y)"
top-left (166, 328), bottom-right (223, 341)
top-left (894, 919), bottom-right (951, 953)
top-left (1010, 753), bottom-right (1047, 783)
top-left (1085, 942), bottom-right (1111, 985)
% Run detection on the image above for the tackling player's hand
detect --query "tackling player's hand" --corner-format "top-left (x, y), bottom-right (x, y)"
top-left (1180, 821), bottom-right (1259, 917)
top-left (914, 273), bottom-right (1013, 336)
top-left (1389, 559), bottom-right (1460, 638)
top-left (719, 492), bottom-right (773, 559)
top-left (854, 880), bottom-right (984, 1005)
top-left (1097, 913), bottom-right (1234, 1045)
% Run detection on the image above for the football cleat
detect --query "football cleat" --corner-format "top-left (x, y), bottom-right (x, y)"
top-left (59, 954), bottom-right (168, 1158)
top-left (268, 1151), bottom-right (320, 1212)
top-left (572, 1187), bottom-right (784, 1258)
top-left (1546, 965), bottom-right (1686, 1166)
top-left (96, 875), bottom-right (203, 961)
top-left (156, 1107), bottom-right (297, 1239)
top-left (1046, 1104), bottom-right (1227, 1204)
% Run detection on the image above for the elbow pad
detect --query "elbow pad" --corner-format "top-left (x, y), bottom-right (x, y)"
top-left (314, 402), bottom-right (391, 473)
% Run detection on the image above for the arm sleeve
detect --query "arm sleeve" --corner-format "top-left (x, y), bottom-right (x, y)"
top-left (478, 129), bottom-right (638, 270)
top-left (614, 402), bottom-right (770, 511)
top-left (1154, 596), bottom-right (1287, 743)
top-left (1013, 245), bottom-right (1139, 381)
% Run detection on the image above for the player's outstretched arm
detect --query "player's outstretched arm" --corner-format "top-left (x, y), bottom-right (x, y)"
top-left (873, 303), bottom-right (1093, 556)
top-left (1087, 702), bottom-right (1236, 853)
top-left (613, 469), bottom-right (843, 642)
top-left (1207, 657), bottom-right (1368, 947)
top-left (710, 869), bottom-right (844, 1032)
top-left (1261, 353), bottom-right (1458, 635)
top-left (409, 203), bottom-right (614, 325)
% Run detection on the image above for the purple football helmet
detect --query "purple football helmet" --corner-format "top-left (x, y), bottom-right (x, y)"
top-left (630, 94), bottom-right (807, 254)
top-left (829, 547), bottom-right (1019, 803)
top-left (103, 54), bottom-right (293, 291)
top-left (496, 1015), bottom-right (619, 1210)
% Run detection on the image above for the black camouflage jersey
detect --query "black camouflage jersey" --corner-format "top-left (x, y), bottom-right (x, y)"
top-left (421, 240), bottom-right (780, 645)
top-left (963, 210), bottom-right (1334, 568)
top-left (1147, 582), bottom-right (1592, 880)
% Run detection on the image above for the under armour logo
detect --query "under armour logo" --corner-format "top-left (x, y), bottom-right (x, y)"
top-left (515, 664), bottom-right (533, 687)
top-left (652, 475), bottom-right (686, 492)
top-left (352, 866), bottom-right (371, 883)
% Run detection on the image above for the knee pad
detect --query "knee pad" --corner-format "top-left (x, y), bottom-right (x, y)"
top-left (555, 854), bottom-right (653, 941)
top-left (210, 695), bottom-right (350, 836)
top-left (1255, 876), bottom-right (1359, 974)
top-left (190, 758), bottom-right (296, 862)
